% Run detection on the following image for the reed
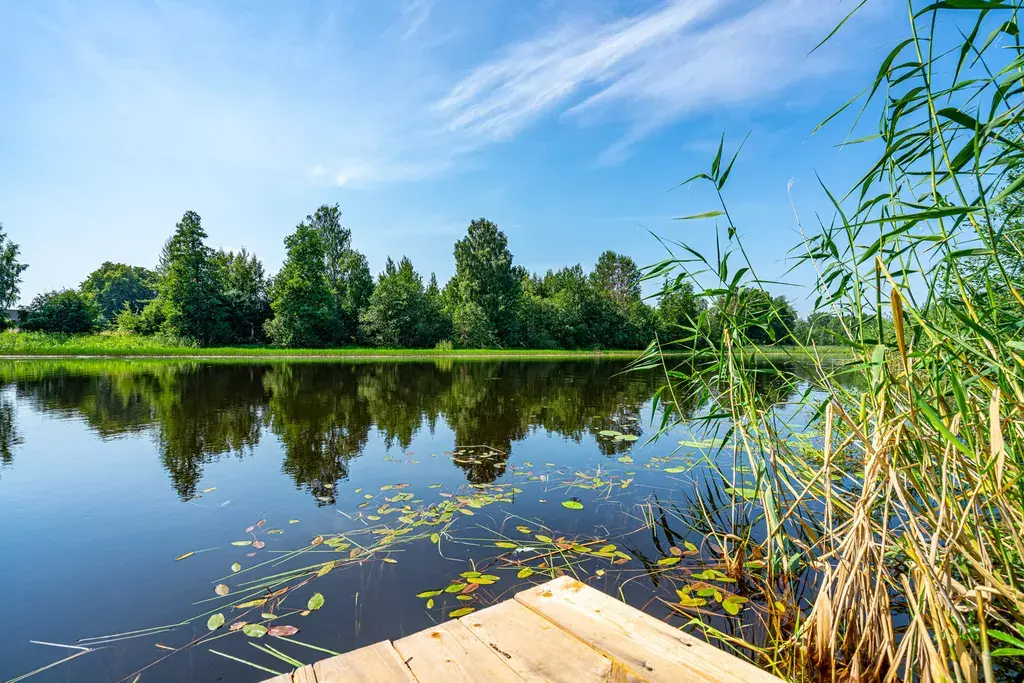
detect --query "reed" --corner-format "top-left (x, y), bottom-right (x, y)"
top-left (638, 2), bottom-right (1024, 680)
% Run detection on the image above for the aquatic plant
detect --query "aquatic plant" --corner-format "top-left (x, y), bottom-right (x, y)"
top-left (638, 2), bottom-right (1024, 680)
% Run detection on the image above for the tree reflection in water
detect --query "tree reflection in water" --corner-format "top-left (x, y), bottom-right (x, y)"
top-left (0, 359), bottom-right (804, 499)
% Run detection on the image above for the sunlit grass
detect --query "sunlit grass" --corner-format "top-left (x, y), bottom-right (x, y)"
top-left (0, 331), bottom-right (650, 359)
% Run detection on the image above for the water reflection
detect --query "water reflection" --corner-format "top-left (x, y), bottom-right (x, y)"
top-left (0, 359), bottom-right (817, 499)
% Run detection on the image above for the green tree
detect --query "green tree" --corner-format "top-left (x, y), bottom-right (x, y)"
top-left (359, 257), bottom-right (434, 347)
top-left (80, 262), bottom-right (157, 322)
top-left (215, 248), bottom-right (271, 344)
top-left (265, 223), bottom-right (338, 347)
top-left (116, 300), bottom-right (166, 336)
top-left (21, 289), bottom-right (100, 333)
top-left (656, 278), bottom-right (706, 343)
top-left (157, 211), bottom-right (228, 345)
top-left (304, 204), bottom-right (374, 341)
top-left (336, 249), bottom-right (374, 342)
top-left (424, 273), bottom-right (452, 345)
top-left (0, 221), bottom-right (28, 310)
top-left (591, 251), bottom-right (642, 305)
top-left (709, 288), bottom-right (797, 346)
top-left (450, 300), bottom-right (498, 348)
top-left (452, 218), bottom-right (521, 345)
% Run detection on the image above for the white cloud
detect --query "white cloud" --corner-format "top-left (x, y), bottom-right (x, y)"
top-left (434, 0), bottom-right (875, 165)
top-left (399, 0), bottom-right (433, 41)
top-left (10, 0), bottom-right (878, 191)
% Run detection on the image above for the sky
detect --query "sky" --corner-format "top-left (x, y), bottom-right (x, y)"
top-left (0, 0), bottom-right (904, 311)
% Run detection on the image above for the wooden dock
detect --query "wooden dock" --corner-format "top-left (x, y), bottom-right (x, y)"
top-left (265, 576), bottom-right (784, 683)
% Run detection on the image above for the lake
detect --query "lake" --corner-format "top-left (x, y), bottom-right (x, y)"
top-left (0, 358), bottom-right (832, 682)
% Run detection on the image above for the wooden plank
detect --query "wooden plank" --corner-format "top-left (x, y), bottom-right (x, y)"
top-left (394, 620), bottom-right (525, 683)
top-left (311, 640), bottom-right (416, 682)
top-left (263, 676), bottom-right (293, 683)
top-left (515, 577), bottom-right (783, 683)
top-left (459, 600), bottom-right (635, 683)
top-left (291, 665), bottom-right (317, 683)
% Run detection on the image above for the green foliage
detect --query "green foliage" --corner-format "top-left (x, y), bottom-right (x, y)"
top-left (0, 221), bottom-right (27, 310)
top-left (157, 211), bottom-right (229, 346)
top-left (655, 277), bottom-right (706, 344)
top-left (591, 251), bottom-right (642, 305)
top-left (304, 204), bottom-right (373, 342)
top-left (707, 287), bottom-right (796, 346)
top-left (21, 289), bottom-right (99, 334)
top-left (450, 300), bottom-right (497, 349)
top-left (359, 257), bottom-right (439, 348)
top-left (80, 262), bottom-right (156, 322)
top-left (452, 218), bottom-right (521, 345)
top-left (215, 248), bottom-right (271, 344)
top-left (335, 249), bottom-right (374, 342)
top-left (265, 223), bottom-right (338, 348)
top-left (117, 300), bottom-right (166, 336)
top-left (639, 3), bottom-right (1024, 677)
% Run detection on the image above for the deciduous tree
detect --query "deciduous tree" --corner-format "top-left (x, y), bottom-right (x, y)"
top-left (0, 221), bottom-right (27, 311)
top-left (80, 262), bottom-right (157, 321)
top-left (265, 223), bottom-right (337, 348)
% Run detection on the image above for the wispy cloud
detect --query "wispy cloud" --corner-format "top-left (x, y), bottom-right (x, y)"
top-left (8, 0), bottom-right (878, 190)
top-left (434, 0), bottom-right (875, 165)
top-left (399, 0), bottom-right (433, 41)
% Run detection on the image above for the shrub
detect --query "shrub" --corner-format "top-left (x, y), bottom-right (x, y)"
top-left (21, 289), bottom-right (99, 334)
top-left (116, 300), bottom-right (166, 336)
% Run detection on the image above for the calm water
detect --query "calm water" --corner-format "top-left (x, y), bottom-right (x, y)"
top-left (0, 359), bottom-right (823, 682)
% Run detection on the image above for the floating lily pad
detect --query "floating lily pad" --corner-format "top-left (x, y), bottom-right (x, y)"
top-left (561, 500), bottom-right (584, 510)
top-left (242, 623), bottom-right (268, 638)
top-left (207, 613), bottom-right (225, 630)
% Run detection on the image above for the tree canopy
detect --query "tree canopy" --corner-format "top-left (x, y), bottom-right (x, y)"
top-left (157, 211), bottom-right (229, 345)
top-left (451, 218), bottom-right (521, 345)
top-left (265, 222), bottom-right (338, 348)
top-left (7, 207), bottom-right (818, 350)
top-left (80, 262), bottom-right (157, 321)
top-left (0, 221), bottom-right (27, 311)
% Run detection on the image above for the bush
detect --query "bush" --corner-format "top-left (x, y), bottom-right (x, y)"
top-left (21, 289), bottom-right (99, 334)
top-left (116, 300), bottom-right (166, 336)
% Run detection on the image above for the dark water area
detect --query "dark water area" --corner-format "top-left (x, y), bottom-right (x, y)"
top-left (0, 359), bottom-right (840, 682)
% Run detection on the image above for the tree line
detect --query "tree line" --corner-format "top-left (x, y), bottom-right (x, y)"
top-left (0, 209), bottom-right (869, 349)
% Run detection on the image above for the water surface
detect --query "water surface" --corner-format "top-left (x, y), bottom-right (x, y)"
top-left (0, 359), bottom-right (823, 682)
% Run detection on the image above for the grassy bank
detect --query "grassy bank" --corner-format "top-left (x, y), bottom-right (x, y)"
top-left (0, 331), bottom-right (650, 359)
top-left (745, 345), bottom-right (851, 360)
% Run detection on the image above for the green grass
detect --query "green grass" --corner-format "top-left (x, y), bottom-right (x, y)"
top-left (0, 331), bottom-right (650, 359)
top-left (746, 345), bottom-right (852, 360)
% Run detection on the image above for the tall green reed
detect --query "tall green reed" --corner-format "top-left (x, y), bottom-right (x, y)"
top-left (639, 2), bottom-right (1024, 680)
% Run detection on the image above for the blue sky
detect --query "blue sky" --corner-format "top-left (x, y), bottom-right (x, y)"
top-left (0, 0), bottom-right (902, 311)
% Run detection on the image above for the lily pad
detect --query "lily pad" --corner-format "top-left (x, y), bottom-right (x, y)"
top-left (448, 607), bottom-right (475, 618)
top-left (214, 584), bottom-right (230, 597)
top-left (242, 624), bottom-right (268, 638)
top-left (561, 500), bottom-right (584, 510)
top-left (207, 613), bottom-right (225, 630)
top-left (307, 593), bottom-right (325, 611)
top-left (722, 595), bottom-right (748, 615)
